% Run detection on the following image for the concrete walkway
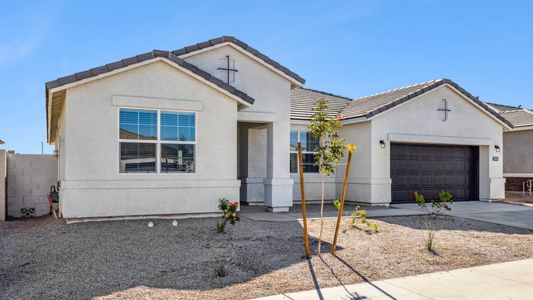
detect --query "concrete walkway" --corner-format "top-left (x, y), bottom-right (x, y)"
top-left (392, 201), bottom-right (533, 230)
top-left (242, 201), bottom-right (533, 230)
top-left (241, 204), bottom-right (426, 222)
top-left (253, 259), bottom-right (533, 300)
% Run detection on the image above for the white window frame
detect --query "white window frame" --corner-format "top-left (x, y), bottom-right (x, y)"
top-left (118, 107), bottom-right (197, 175)
top-left (290, 129), bottom-right (319, 174)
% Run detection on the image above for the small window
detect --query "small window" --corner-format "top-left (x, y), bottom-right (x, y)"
top-left (119, 108), bottom-right (196, 174)
top-left (289, 130), bottom-right (319, 173)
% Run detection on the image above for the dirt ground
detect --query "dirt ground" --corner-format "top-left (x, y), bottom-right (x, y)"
top-left (1, 214), bottom-right (532, 299)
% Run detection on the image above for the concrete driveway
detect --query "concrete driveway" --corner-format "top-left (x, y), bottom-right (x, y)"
top-left (391, 201), bottom-right (533, 230)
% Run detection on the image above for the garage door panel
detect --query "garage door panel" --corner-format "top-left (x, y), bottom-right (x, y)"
top-left (391, 143), bottom-right (479, 203)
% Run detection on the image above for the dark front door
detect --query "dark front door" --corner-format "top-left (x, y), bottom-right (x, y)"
top-left (390, 143), bottom-right (479, 203)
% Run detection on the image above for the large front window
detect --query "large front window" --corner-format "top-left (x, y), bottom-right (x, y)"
top-left (119, 108), bottom-right (196, 173)
top-left (290, 130), bottom-right (319, 173)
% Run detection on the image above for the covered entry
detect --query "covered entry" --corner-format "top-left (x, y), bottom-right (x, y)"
top-left (391, 143), bottom-right (479, 203)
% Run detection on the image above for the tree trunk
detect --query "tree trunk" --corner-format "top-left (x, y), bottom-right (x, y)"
top-left (297, 142), bottom-right (311, 258)
top-left (331, 149), bottom-right (353, 255)
top-left (317, 172), bottom-right (325, 254)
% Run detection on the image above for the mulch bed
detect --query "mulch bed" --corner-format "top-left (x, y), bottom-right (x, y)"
top-left (1, 214), bottom-right (532, 299)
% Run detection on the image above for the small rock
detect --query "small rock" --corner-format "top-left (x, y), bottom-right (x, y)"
top-left (148, 222), bottom-right (154, 228)
top-left (172, 220), bottom-right (178, 226)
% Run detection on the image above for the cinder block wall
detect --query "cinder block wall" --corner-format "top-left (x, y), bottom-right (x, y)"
top-left (0, 150), bottom-right (6, 221)
top-left (7, 154), bottom-right (58, 218)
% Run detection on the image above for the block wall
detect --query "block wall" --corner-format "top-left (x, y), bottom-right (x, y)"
top-left (7, 154), bottom-right (57, 218)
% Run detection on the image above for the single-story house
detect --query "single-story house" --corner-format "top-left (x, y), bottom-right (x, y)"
top-left (45, 36), bottom-right (512, 219)
top-left (486, 103), bottom-right (533, 191)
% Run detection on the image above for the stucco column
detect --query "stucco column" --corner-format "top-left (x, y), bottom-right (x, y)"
top-left (480, 145), bottom-right (506, 201)
top-left (264, 121), bottom-right (293, 212)
top-left (0, 150), bottom-right (7, 221)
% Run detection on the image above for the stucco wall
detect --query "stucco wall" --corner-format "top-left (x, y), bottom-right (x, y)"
top-left (6, 154), bottom-right (57, 218)
top-left (503, 129), bottom-right (533, 175)
top-left (185, 45), bottom-right (294, 210)
top-left (371, 85), bottom-right (505, 202)
top-left (59, 60), bottom-right (241, 218)
top-left (337, 121), bottom-right (373, 203)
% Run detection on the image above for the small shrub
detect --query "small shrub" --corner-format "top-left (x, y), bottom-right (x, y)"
top-left (213, 258), bottom-right (231, 277)
top-left (216, 198), bottom-right (240, 233)
top-left (333, 199), bottom-right (340, 210)
top-left (350, 205), bottom-right (379, 233)
top-left (415, 191), bottom-right (453, 252)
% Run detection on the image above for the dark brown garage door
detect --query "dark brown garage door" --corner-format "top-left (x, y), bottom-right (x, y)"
top-left (391, 143), bottom-right (479, 203)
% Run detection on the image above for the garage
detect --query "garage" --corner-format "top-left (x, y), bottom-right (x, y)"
top-left (391, 143), bottom-right (479, 203)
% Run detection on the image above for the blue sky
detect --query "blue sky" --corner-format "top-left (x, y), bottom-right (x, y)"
top-left (1, 0), bottom-right (532, 154)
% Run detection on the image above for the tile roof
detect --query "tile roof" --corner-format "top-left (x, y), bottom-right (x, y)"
top-left (291, 79), bottom-right (513, 128)
top-left (485, 103), bottom-right (533, 128)
top-left (499, 110), bottom-right (533, 127)
top-left (171, 36), bottom-right (305, 84)
top-left (0, 140), bottom-right (4, 145)
top-left (45, 50), bottom-right (255, 105)
top-left (290, 88), bottom-right (352, 120)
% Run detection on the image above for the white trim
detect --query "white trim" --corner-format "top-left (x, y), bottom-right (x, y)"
top-left (117, 107), bottom-right (198, 175)
top-left (112, 95), bottom-right (204, 111)
top-left (179, 42), bottom-right (304, 87)
top-left (388, 133), bottom-right (493, 146)
top-left (503, 173), bottom-right (533, 177)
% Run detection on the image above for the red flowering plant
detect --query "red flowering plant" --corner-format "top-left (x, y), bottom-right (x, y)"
top-left (216, 198), bottom-right (240, 233)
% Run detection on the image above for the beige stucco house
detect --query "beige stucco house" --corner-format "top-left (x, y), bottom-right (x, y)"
top-left (46, 36), bottom-right (512, 219)
top-left (487, 103), bottom-right (533, 191)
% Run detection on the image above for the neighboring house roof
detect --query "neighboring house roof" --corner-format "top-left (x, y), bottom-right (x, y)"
top-left (499, 110), bottom-right (533, 128)
top-left (0, 140), bottom-right (4, 145)
top-left (290, 79), bottom-right (513, 128)
top-left (485, 102), bottom-right (533, 129)
top-left (171, 36), bottom-right (306, 85)
top-left (45, 50), bottom-right (255, 105)
top-left (291, 88), bottom-right (352, 120)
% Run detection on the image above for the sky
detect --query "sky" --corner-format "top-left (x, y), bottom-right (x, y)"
top-left (1, 0), bottom-right (532, 154)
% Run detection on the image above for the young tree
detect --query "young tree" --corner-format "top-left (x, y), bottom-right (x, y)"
top-left (309, 98), bottom-right (345, 254)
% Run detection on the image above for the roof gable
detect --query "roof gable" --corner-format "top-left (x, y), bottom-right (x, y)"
top-left (45, 50), bottom-right (254, 105)
top-left (290, 79), bottom-right (513, 129)
top-left (172, 36), bottom-right (305, 85)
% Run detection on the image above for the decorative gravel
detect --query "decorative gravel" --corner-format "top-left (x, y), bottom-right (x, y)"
top-left (1, 214), bottom-right (532, 299)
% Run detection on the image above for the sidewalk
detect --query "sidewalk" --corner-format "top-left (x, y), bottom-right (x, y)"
top-left (253, 259), bottom-right (533, 300)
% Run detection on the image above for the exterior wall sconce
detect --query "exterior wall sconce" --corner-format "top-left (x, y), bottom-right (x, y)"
top-left (380, 140), bottom-right (386, 148)
top-left (495, 145), bottom-right (500, 152)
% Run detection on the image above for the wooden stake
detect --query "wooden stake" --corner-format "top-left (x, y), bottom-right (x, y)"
top-left (331, 149), bottom-right (353, 255)
top-left (297, 142), bottom-right (311, 258)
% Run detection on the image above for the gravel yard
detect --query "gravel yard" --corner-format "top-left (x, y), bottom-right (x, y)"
top-left (1, 214), bottom-right (532, 299)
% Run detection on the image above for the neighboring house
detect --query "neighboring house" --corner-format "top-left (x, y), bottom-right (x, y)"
top-left (487, 103), bottom-right (533, 191)
top-left (0, 140), bottom-right (4, 145)
top-left (45, 36), bottom-right (511, 219)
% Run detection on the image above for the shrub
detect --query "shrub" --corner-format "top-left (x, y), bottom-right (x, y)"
top-left (333, 199), bottom-right (340, 210)
top-left (216, 198), bottom-right (240, 233)
top-left (213, 257), bottom-right (232, 277)
top-left (415, 191), bottom-right (453, 252)
top-left (350, 205), bottom-right (379, 233)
